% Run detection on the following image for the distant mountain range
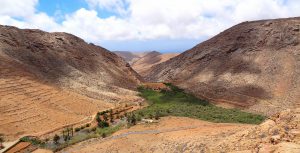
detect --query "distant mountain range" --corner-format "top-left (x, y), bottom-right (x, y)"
top-left (114, 51), bottom-right (179, 77)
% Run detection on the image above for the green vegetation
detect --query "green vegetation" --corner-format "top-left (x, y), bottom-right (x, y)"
top-left (96, 124), bottom-right (122, 137)
top-left (126, 113), bottom-right (137, 126)
top-left (135, 84), bottom-right (265, 124)
top-left (20, 136), bottom-right (45, 146)
top-left (52, 124), bottom-right (123, 152)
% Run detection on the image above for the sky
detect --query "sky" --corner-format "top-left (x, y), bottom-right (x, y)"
top-left (0, 0), bottom-right (299, 52)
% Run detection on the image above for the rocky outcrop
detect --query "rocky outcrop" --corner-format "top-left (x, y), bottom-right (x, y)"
top-left (146, 17), bottom-right (300, 115)
top-left (210, 108), bottom-right (300, 152)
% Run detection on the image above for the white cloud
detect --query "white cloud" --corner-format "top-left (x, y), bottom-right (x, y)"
top-left (0, 0), bottom-right (38, 17)
top-left (85, 0), bottom-right (129, 15)
top-left (0, 0), bottom-right (300, 43)
top-left (0, 0), bottom-right (59, 31)
top-left (60, 8), bottom-right (136, 41)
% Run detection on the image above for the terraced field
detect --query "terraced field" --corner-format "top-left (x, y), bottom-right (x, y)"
top-left (0, 60), bottom-right (113, 141)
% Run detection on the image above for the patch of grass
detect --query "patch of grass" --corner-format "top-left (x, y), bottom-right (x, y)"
top-left (96, 124), bottom-right (122, 136)
top-left (53, 133), bottom-right (98, 152)
top-left (135, 84), bottom-right (265, 124)
top-left (20, 136), bottom-right (44, 146)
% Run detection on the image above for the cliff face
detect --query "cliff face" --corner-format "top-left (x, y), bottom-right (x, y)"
top-left (146, 17), bottom-right (300, 115)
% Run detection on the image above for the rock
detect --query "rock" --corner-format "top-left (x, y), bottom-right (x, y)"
top-left (274, 142), bottom-right (300, 153)
top-left (270, 135), bottom-right (281, 144)
top-left (260, 119), bottom-right (276, 132)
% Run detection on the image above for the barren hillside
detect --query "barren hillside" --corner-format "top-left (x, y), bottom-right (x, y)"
top-left (131, 51), bottom-right (179, 77)
top-left (0, 25), bottom-right (142, 103)
top-left (146, 17), bottom-right (300, 115)
top-left (0, 25), bottom-right (143, 140)
top-left (113, 51), bottom-right (146, 64)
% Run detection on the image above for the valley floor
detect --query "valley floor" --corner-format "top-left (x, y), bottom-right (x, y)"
top-left (59, 116), bottom-right (253, 153)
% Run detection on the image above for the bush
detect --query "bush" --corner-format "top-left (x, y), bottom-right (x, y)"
top-left (127, 114), bottom-right (137, 126)
top-left (20, 136), bottom-right (42, 145)
top-left (53, 134), bottom-right (60, 144)
top-left (98, 121), bottom-right (109, 128)
top-left (149, 114), bottom-right (153, 119)
top-left (75, 127), bottom-right (81, 132)
top-left (91, 127), bottom-right (97, 132)
top-left (155, 111), bottom-right (161, 120)
top-left (86, 123), bottom-right (91, 127)
top-left (103, 114), bottom-right (108, 121)
top-left (137, 115), bottom-right (142, 121)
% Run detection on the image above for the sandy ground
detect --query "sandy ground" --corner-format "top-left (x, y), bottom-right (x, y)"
top-left (60, 117), bottom-right (253, 153)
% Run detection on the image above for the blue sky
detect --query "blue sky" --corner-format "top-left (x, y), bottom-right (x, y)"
top-left (0, 0), bottom-right (299, 52)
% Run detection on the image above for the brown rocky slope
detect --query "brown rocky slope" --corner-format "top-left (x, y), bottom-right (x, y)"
top-left (0, 25), bottom-right (142, 140)
top-left (146, 17), bottom-right (300, 115)
top-left (113, 51), bottom-right (147, 64)
top-left (131, 51), bottom-right (179, 77)
top-left (0, 25), bottom-right (142, 103)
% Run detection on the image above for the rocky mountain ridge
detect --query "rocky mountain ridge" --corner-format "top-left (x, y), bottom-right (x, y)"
top-left (145, 17), bottom-right (300, 115)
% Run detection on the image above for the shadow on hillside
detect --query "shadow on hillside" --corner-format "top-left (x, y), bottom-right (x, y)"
top-left (0, 28), bottom-right (124, 86)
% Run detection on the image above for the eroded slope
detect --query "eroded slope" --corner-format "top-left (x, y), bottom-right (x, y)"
top-left (0, 25), bottom-right (142, 103)
top-left (0, 25), bottom-right (143, 140)
top-left (0, 58), bottom-right (112, 140)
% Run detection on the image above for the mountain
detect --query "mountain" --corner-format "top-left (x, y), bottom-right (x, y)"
top-left (114, 51), bottom-right (179, 77)
top-left (113, 51), bottom-right (147, 64)
top-left (0, 25), bottom-right (142, 140)
top-left (145, 17), bottom-right (300, 115)
top-left (131, 51), bottom-right (179, 77)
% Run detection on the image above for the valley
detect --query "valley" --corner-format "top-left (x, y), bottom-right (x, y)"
top-left (1, 17), bottom-right (300, 153)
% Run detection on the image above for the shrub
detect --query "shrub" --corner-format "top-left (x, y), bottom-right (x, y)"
top-left (101, 133), bottom-right (106, 138)
top-left (75, 127), bottom-right (81, 132)
top-left (138, 112), bottom-right (144, 117)
top-left (98, 121), bottom-right (109, 128)
top-left (103, 114), bottom-right (108, 121)
top-left (155, 111), bottom-right (160, 120)
top-left (137, 115), bottom-right (142, 121)
top-left (149, 114), bottom-right (153, 119)
top-left (53, 134), bottom-right (60, 144)
top-left (91, 127), bottom-right (97, 132)
top-left (86, 123), bottom-right (91, 127)
top-left (127, 114), bottom-right (137, 126)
